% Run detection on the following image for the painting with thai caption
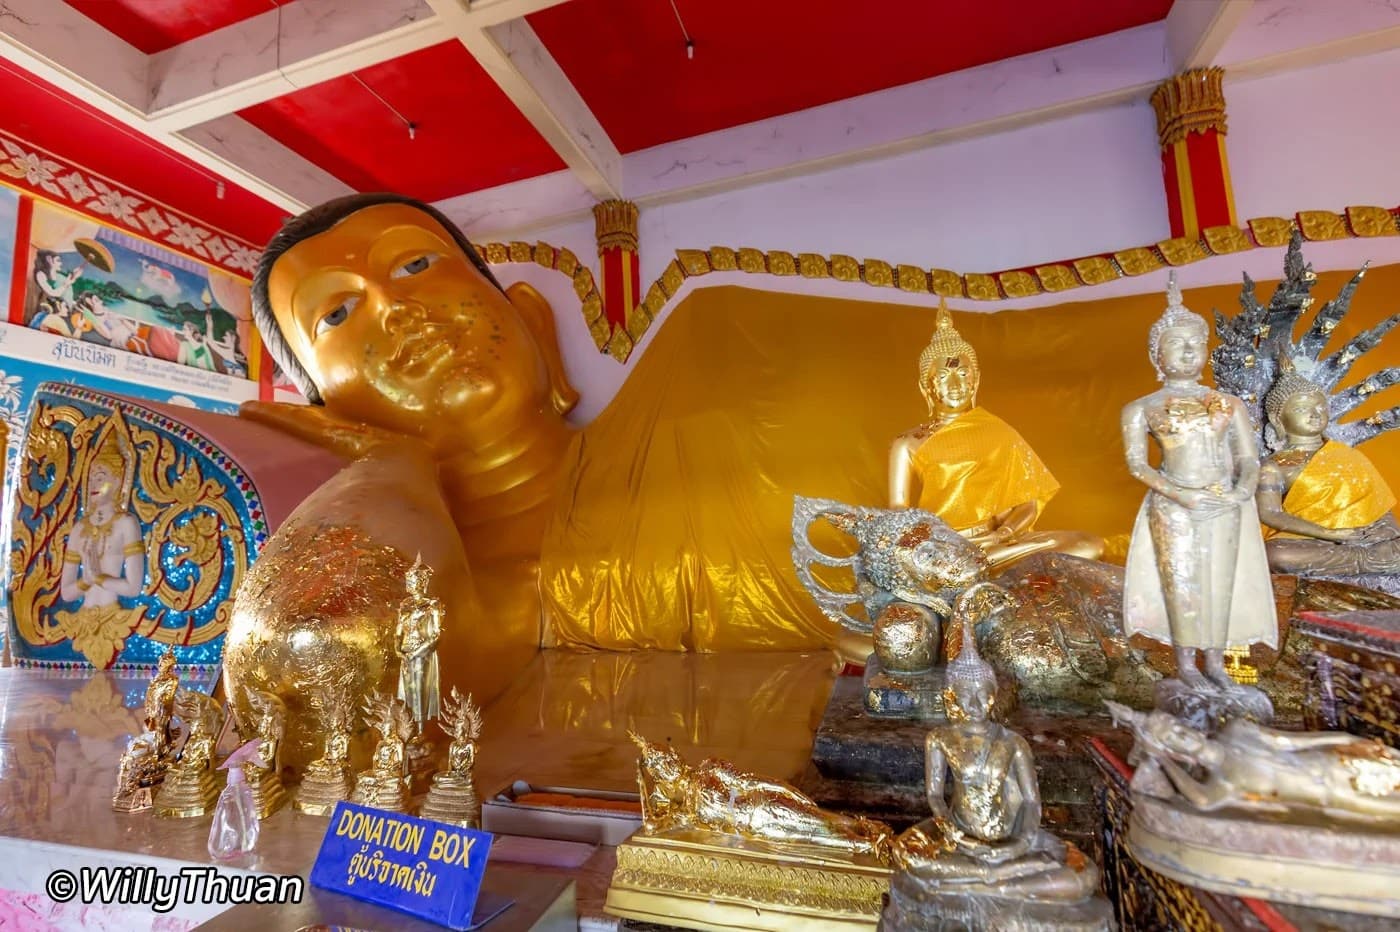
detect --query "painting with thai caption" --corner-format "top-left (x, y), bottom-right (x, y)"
top-left (5, 383), bottom-right (268, 674)
top-left (21, 201), bottom-right (252, 378)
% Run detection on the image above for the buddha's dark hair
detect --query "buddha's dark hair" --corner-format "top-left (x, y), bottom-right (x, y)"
top-left (250, 193), bottom-right (505, 404)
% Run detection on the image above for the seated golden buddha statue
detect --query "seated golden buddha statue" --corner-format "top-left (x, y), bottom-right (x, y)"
top-left (1256, 370), bottom-right (1400, 575)
top-left (889, 302), bottom-right (1103, 569)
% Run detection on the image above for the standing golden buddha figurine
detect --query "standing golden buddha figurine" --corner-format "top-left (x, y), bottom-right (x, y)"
top-left (396, 554), bottom-right (442, 772)
top-left (889, 300), bottom-right (1102, 568)
top-left (155, 690), bottom-right (225, 818)
top-left (419, 687), bottom-right (482, 827)
top-left (350, 692), bottom-right (414, 813)
top-left (237, 689), bottom-right (289, 819)
top-left (294, 685), bottom-right (355, 816)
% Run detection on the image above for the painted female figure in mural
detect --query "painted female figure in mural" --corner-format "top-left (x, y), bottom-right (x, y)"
top-left (59, 424), bottom-right (144, 612)
top-left (31, 250), bottom-right (82, 334)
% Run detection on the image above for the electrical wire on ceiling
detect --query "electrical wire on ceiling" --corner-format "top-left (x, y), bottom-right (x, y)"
top-left (669, 0), bottom-right (695, 60)
top-left (267, 0), bottom-right (417, 140)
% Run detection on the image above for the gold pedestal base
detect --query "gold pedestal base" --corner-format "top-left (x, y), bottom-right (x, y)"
top-left (1128, 795), bottom-right (1400, 918)
top-left (605, 832), bottom-right (890, 932)
top-left (154, 771), bottom-right (224, 819)
top-left (294, 766), bottom-right (353, 816)
top-left (350, 775), bottom-right (410, 814)
top-left (112, 785), bottom-right (156, 813)
top-left (418, 776), bottom-right (480, 828)
top-left (249, 773), bottom-right (289, 820)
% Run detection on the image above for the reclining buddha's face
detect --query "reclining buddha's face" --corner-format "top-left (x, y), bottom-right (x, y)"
top-left (265, 203), bottom-right (551, 448)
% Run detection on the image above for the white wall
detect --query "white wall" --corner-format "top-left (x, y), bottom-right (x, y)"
top-left (493, 47), bottom-right (1400, 424)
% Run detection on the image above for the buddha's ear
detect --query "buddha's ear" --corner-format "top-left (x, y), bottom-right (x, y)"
top-left (506, 281), bottom-right (579, 416)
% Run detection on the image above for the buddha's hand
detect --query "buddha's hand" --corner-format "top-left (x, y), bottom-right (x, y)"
top-left (239, 401), bottom-right (424, 461)
top-left (1172, 488), bottom-right (1233, 512)
top-left (1348, 522), bottom-right (1400, 545)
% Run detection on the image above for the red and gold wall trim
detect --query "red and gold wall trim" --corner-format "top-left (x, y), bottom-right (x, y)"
top-left (1152, 68), bottom-right (1237, 239)
top-left (480, 205), bottom-right (1400, 362)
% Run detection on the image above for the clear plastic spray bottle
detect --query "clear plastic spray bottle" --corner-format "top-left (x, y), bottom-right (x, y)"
top-left (208, 739), bottom-right (265, 859)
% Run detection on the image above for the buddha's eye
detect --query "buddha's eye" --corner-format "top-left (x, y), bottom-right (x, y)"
top-left (390, 254), bottom-right (441, 279)
top-left (315, 295), bottom-right (361, 338)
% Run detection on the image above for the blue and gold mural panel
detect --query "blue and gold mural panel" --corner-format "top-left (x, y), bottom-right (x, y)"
top-left (7, 383), bottom-right (266, 673)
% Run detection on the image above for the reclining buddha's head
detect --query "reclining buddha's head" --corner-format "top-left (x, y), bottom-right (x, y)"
top-left (252, 194), bottom-right (575, 448)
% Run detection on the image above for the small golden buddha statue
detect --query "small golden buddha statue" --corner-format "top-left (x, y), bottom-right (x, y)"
top-left (419, 687), bottom-right (482, 828)
top-left (236, 689), bottom-right (289, 819)
top-left (1256, 370), bottom-right (1400, 575)
top-left (631, 732), bottom-right (892, 863)
top-left (295, 687), bottom-right (355, 816)
top-left (883, 637), bottom-right (1111, 930)
top-left (113, 649), bottom-right (182, 811)
top-left (350, 693), bottom-right (414, 813)
top-left (889, 300), bottom-right (1103, 569)
top-left (155, 689), bottom-right (224, 819)
top-left (396, 554), bottom-right (441, 771)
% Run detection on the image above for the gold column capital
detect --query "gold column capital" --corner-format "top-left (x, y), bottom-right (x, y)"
top-left (593, 199), bottom-right (639, 253)
top-left (1150, 67), bottom-right (1228, 148)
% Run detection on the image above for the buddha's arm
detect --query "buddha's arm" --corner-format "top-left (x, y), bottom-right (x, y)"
top-left (1255, 463), bottom-right (1355, 542)
top-left (1240, 723), bottom-right (1358, 752)
top-left (889, 436), bottom-right (919, 508)
top-left (1011, 740), bottom-right (1042, 834)
top-left (1158, 757), bottom-right (1229, 810)
top-left (59, 549), bottom-right (81, 602)
top-left (1228, 401), bottom-right (1261, 500)
top-left (964, 501), bottom-right (1038, 547)
top-left (1122, 401), bottom-right (1194, 506)
top-left (924, 736), bottom-right (950, 818)
top-left (239, 401), bottom-right (414, 461)
top-left (109, 524), bottom-right (145, 598)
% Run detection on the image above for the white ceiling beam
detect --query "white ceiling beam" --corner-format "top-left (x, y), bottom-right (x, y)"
top-left (425, 0), bottom-right (621, 199)
top-left (1165, 0), bottom-right (1255, 70)
top-left (145, 0), bottom-right (448, 132)
top-left (0, 0), bottom-right (329, 212)
top-left (463, 0), bottom-right (578, 28)
top-left (177, 116), bottom-right (354, 207)
top-left (0, 0), bottom-right (148, 113)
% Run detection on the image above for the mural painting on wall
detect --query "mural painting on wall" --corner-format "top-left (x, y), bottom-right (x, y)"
top-left (6, 383), bottom-right (267, 673)
top-left (22, 201), bottom-right (252, 379)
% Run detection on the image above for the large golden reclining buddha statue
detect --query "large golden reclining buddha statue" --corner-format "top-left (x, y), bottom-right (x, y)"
top-left (228, 194), bottom-right (580, 766)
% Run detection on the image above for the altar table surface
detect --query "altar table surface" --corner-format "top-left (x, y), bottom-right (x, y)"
top-left (0, 648), bottom-right (842, 929)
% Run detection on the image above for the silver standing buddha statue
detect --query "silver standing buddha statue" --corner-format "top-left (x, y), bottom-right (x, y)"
top-left (1121, 273), bottom-right (1275, 727)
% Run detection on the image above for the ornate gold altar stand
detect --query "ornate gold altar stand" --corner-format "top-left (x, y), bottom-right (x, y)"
top-left (0, 649), bottom-right (839, 929)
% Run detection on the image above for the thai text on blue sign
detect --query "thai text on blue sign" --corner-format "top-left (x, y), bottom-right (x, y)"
top-left (310, 801), bottom-right (500, 930)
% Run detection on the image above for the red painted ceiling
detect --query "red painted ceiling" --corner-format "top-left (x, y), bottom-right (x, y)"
top-left (0, 62), bottom-right (287, 245)
top-left (529, 0), bottom-right (1176, 153)
top-left (64, 0), bottom-right (293, 54)
top-left (238, 40), bottom-right (567, 203)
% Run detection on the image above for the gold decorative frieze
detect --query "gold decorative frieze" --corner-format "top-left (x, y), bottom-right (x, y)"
top-left (477, 203), bottom-right (1400, 362)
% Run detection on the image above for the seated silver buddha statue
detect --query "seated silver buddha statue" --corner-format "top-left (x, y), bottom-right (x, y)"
top-left (881, 636), bottom-right (1112, 931)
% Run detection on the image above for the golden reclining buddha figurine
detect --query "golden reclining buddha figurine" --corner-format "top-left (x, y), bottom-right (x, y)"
top-left (889, 302), bottom-right (1103, 569)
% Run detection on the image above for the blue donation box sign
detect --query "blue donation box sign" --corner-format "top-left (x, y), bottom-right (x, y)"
top-left (310, 802), bottom-right (508, 930)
